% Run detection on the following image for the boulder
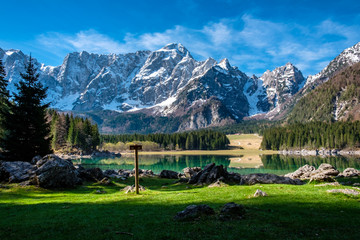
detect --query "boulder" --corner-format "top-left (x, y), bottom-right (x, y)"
top-left (35, 155), bottom-right (81, 188)
top-left (309, 163), bottom-right (340, 181)
top-left (227, 172), bottom-right (242, 183)
top-left (160, 170), bottom-right (179, 179)
top-left (219, 202), bottom-right (245, 220)
top-left (284, 164), bottom-right (316, 179)
top-left (240, 173), bottom-right (303, 185)
top-left (254, 189), bottom-right (268, 197)
top-left (208, 178), bottom-right (228, 188)
top-left (189, 163), bottom-right (229, 185)
top-left (74, 165), bottom-right (95, 181)
top-left (183, 167), bottom-right (202, 178)
top-left (85, 168), bottom-right (105, 181)
top-left (173, 204), bottom-right (215, 221)
top-left (337, 168), bottom-right (360, 177)
top-left (0, 161), bottom-right (36, 183)
top-left (31, 155), bottom-right (42, 165)
top-left (118, 169), bottom-right (131, 178)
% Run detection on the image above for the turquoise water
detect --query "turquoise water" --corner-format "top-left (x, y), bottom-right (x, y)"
top-left (73, 154), bottom-right (360, 175)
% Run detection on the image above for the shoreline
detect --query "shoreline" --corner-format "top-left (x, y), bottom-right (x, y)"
top-left (279, 149), bottom-right (360, 157)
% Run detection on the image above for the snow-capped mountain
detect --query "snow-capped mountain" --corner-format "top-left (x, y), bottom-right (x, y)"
top-left (305, 42), bottom-right (360, 89)
top-left (1, 41), bottom-right (360, 132)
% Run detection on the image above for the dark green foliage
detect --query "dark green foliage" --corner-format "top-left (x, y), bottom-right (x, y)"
top-left (86, 111), bottom-right (182, 134)
top-left (0, 59), bottom-right (10, 144)
top-left (212, 120), bottom-right (280, 135)
top-left (49, 110), bottom-right (100, 152)
top-left (101, 129), bottom-right (230, 150)
top-left (0, 57), bottom-right (51, 161)
top-left (288, 62), bottom-right (360, 123)
top-left (261, 121), bottom-right (360, 150)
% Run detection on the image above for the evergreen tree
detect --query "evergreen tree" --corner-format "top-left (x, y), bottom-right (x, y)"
top-left (0, 59), bottom-right (10, 158)
top-left (0, 59), bottom-right (9, 140)
top-left (1, 57), bottom-right (52, 161)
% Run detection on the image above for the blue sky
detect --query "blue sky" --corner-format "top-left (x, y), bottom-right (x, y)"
top-left (1, 0), bottom-right (360, 76)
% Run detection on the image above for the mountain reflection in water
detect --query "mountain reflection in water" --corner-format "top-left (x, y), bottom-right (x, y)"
top-left (73, 154), bottom-right (360, 175)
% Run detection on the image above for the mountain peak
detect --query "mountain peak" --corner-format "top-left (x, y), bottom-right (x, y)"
top-left (217, 58), bottom-right (231, 70)
top-left (161, 43), bottom-right (191, 58)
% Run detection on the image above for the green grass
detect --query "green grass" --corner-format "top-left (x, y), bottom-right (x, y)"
top-left (1, 178), bottom-right (359, 240)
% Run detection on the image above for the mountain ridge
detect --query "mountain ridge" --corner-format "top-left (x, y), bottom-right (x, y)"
top-left (1, 41), bottom-right (360, 133)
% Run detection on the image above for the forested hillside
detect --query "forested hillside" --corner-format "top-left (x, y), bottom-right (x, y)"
top-left (261, 121), bottom-right (360, 150)
top-left (49, 110), bottom-right (100, 152)
top-left (288, 62), bottom-right (360, 123)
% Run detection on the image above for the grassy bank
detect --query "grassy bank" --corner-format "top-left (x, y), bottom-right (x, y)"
top-left (1, 178), bottom-right (359, 240)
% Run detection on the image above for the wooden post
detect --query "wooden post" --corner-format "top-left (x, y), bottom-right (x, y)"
top-left (130, 145), bottom-right (142, 194)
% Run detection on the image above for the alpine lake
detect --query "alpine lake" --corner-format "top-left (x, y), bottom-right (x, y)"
top-left (73, 135), bottom-right (360, 175)
top-left (73, 154), bottom-right (360, 175)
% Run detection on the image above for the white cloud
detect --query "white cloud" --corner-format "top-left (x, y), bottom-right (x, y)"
top-left (38, 30), bottom-right (122, 54)
top-left (35, 15), bottom-right (360, 76)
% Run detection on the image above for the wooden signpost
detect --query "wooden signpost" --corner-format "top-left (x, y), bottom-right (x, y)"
top-left (129, 145), bottom-right (142, 194)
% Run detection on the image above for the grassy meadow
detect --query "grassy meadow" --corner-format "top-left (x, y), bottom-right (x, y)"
top-left (122, 134), bottom-right (277, 157)
top-left (1, 177), bottom-right (360, 240)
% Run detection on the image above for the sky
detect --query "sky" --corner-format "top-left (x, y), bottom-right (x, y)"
top-left (1, 0), bottom-right (360, 76)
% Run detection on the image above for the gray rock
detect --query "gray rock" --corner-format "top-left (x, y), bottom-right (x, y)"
top-left (327, 189), bottom-right (360, 196)
top-left (35, 155), bottom-right (81, 189)
top-left (85, 168), bottom-right (105, 181)
top-left (173, 204), bottom-right (215, 221)
top-left (103, 169), bottom-right (119, 178)
top-left (122, 185), bottom-right (146, 194)
top-left (208, 179), bottom-right (228, 188)
top-left (254, 189), bottom-right (268, 197)
top-left (0, 161), bottom-right (36, 183)
top-left (337, 168), bottom-right (360, 177)
top-left (219, 202), bottom-right (245, 220)
top-left (240, 173), bottom-right (303, 185)
top-left (183, 167), bottom-right (202, 178)
top-left (284, 164), bottom-right (316, 179)
top-left (310, 163), bottom-right (340, 181)
top-left (189, 163), bottom-right (229, 185)
top-left (159, 170), bottom-right (179, 179)
top-left (31, 155), bottom-right (42, 165)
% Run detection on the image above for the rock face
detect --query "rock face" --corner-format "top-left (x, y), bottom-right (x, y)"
top-left (183, 167), bottom-right (202, 178)
top-left (309, 163), bottom-right (340, 181)
top-left (285, 163), bottom-right (343, 181)
top-left (173, 204), bottom-right (215, 221)
top-left (338, 168), bottom-right (360, 177)
top-left (284, 164), bottom-right (316, 180)
top-left (35, 155), bottom-right (81, 188)
top-left (188, 163), bottom-right (228, 185)
top-left (1, 42), bottom-right (320, 132)
top-left (305, 42), bottom-right (360, 89)
top-left (159, 170), bottom-right (179, 179)
top-left (240, 173), bottom-right (303, 185)
top-left (0, 161), bottom-right (36, 183)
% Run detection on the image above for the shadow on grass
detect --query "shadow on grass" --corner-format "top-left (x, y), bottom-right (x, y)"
top-left (0, 196), bottom-right (359, 240)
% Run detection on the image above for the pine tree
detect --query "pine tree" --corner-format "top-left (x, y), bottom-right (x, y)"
top-left (1, 56), bottom-right (52, 161)
top-left (0, 59), bottom-right (10, 156)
